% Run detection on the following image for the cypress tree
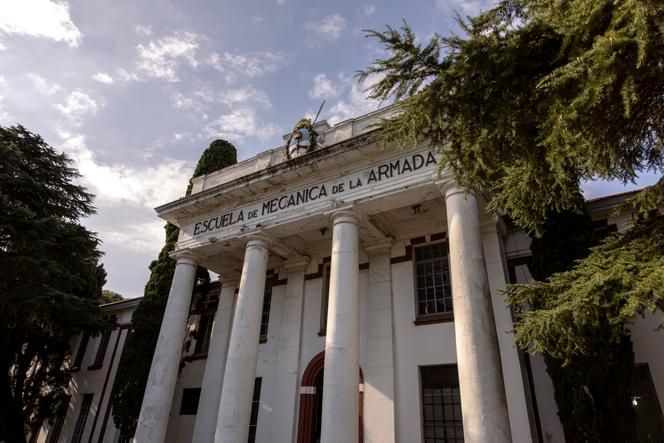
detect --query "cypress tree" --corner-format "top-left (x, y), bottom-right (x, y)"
top-left (0, 125), bottom-right (107, 442)
top-left (111, 140), bottom-right (237, 438)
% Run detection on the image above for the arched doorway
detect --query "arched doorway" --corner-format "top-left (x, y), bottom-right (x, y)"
top-left (296, 351), bottom-right (364, 443)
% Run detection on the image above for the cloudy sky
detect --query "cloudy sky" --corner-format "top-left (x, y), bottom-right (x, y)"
top-left (0, 0), bottom-right (658, 298)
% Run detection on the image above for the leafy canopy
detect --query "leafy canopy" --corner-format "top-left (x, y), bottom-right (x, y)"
top-left (0, 125), bottom-right (107, 442)
top-left (359, 0), bottom-right (664, 234)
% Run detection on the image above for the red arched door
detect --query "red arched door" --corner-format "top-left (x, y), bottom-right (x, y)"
top-left (296, 351), bottom-right (364, 443)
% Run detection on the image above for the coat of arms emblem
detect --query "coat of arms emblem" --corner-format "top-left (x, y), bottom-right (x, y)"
top-left (285, 102), bottom-right (325, 160)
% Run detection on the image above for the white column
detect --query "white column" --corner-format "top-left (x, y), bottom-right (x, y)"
top-left (133, 250), bottom-right (200, 443)
top-left (364, 241), bottom-right (396, 443)
top-left (443, 184), bottom-right (512, 443)
top-left (481, 222), bottom-right (535, 443)
top-left (270, 257), bottom-right (309, 443)
top-left (321, 210), bottom-right (360, 443)
top-left (215, 236), bottom-right (271, 443)
top-left (192, 277), bottom-right (238, 443)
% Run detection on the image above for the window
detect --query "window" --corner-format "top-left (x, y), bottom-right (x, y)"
top-left (248, 378), bottom-right (262, 443)
top-left (319, 263), bottom-right (331, 333)
top-left (70, 393), bottom-right (93, 443)
top-left (414, 243), bottom-right (452, 321)
top-left (420, 365), bottom-right (463, 442)
top-left (180, 388), bottom-right (201, 415)
top-left (47, 395), bottom-right (70, 443)
top-left (194, 312), bottom-right (214, 354)
top-left (260, 278), bottom-right (273, 340)
top-left (88, 329), bottom-right (111, 370)
top-left (71, 332), bottom-right (90, 370)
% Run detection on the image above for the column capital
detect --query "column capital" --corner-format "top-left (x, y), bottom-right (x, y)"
top-left (244, 234), bottom-right (272, 250)
top-left (219, 272), bottom-right (240, 287)
top-left (330, 208), bottom-right (360, 226)
top-left (436, 180), bottom-right (477, 201)
top-left (283, 255), bottom-right (310, 273)
top-left (170, 249), bottom-right (201, 266)
top-left (364, 238), bottom-right (394, 256)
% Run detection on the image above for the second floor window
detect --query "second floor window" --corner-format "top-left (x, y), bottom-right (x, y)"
top-left (260, 278), bottom-right (273, 340)
top-left (415, 242), bottom-right (452, 318)
top-left (195, 312), bottom-right (214, 354)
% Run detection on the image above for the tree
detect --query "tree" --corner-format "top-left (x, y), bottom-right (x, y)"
top-left (111, 139), bottom-right (237, 439)
top-left (0, 125), bottom-right (107, 442)
top-left (101, 289), bottom-right (124, 304)
top-left (360, 0), bottom-right (663, 437)
top-left (525, 207), bottom-right (639, 441)
top-left (359, 0), bottom-right (663, 234)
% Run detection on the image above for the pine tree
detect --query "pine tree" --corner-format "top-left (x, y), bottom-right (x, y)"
top-left (0, 125), bottom-right (107, 442)
top-left (111, 140), bottom-right (237, 438)
top-left (360, 0), bottom-right (664, 436)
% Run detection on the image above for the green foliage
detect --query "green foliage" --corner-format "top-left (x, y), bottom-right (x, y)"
top-left (186, 139), bottom-right (238, 195)
top-left (0, 125), bottom-right (106, 442)
top-left (528, 206), bottom-right (595, 281)
top-left (360, 0), bottom-right (664, 235)
top-left (508, 212), bottom-right (664, 361)
top-left (525, 206), bottom-right (638, 440)
top-left (112, 139), bottom-right (237, 438)
top-left (100, 289), bottom-right (124, 304)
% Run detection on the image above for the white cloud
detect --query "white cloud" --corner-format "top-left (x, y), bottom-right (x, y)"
top-left (309, 73), bottom-right (339, 100)
top-left (0, 76), bottom-right (9, 121)
top-left (98, 220), bottom-right (166, 253)
top-left (364, 4), bottom-right (376, 16)
top-left (172, 92), bottom-right (198, 110)
top-left (93, 72), bottom-right (114, 84)
top-left (327, 72), bottom-right (383, 124)
top-left (172, 86), bottom-right (271, 115)
top-left (0, 0), bottom-right (82, 47)
top-left (435, 0), bottom-right (497, 16)
top-left (215, 51), bottom-right (286, 78)
top-left (135, 24), bottom-right (152, 36)
top-left (307, 14), bottom-right (347, 40)
top-left (205, 107), bottom-right (279, 142)
top-left (28, 73), bottom-right (61, 95)
top-left (54, 90), bottom-right (99, 125)
top-left (58, 130), bottom-right (193, 207)
top-left (136, 31), bottom-right (200, 82)
top-left (217, 87), bottom-right (271, 109)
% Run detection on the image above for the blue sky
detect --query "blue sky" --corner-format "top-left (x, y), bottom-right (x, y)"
top-left (0, 0), bottom-right (659, 298)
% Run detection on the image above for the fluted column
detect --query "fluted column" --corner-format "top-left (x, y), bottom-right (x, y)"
top-left (133, 250), bottom-right (200, 443)
top-left (215, 236), bottom-right (271, 443)
top-left (442, 184), bottom-right (512, 443)
top-left (320, 210), bottom-right (360, 443)
top-left (192, 276), bottom-right (238, 443)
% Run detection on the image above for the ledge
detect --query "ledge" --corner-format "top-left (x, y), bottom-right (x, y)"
top-left (414, 312), bottom-right (454, 325)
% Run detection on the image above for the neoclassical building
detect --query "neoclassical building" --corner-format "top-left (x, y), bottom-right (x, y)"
top-left (135, 106), bottom-right (664, 443)
top-left (36, 106), bottom-right (664, 443)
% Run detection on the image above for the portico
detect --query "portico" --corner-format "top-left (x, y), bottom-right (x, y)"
top-left (133, 108), bottom-right (533, 443)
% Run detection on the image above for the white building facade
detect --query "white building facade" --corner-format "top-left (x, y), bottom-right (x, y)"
top-left (38, 107), bottom-right (664, 443)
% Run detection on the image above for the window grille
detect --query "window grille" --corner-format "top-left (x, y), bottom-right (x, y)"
top-left (319, 263), bottom-right (331, 332)
top-left (89, 329), bottom-right (111, 369)
top-left (248, 378), bottom-right (262, 443)
top-left (70, 394), bottom-right (93, 443)
top-left (414, 243), bottom-right (452, 317)
top-left (260, 278), bottom-right (273, 339)
top-left (420, 365), bottom-right (463, 442)
top-left (195, 312), bottom-right (214, 354)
